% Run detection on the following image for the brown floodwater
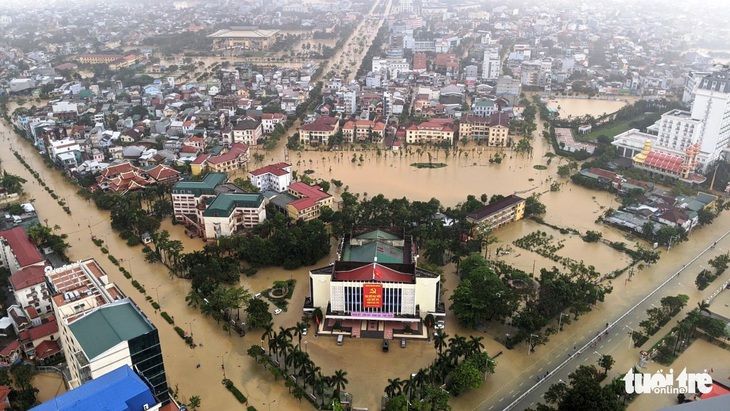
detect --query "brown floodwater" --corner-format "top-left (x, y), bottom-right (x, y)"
top-left (547, 97), bottom-right (630, 118)
top-left (4, 61), bottom-right (728, 410)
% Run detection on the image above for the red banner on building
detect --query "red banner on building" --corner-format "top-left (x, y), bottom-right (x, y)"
top-left (363, 284), bottom-right (383, 309)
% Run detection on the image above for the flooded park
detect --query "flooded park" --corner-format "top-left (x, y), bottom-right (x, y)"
top-left (3, 93), bottom-right (730, 410)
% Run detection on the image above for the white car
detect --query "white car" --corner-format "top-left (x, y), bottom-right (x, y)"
top-left (274, 309), bottom-right (282, 315)
top-left (302, 328), bottom-right (308, 335)
top-left (435, 321), bottom-right (445, 330)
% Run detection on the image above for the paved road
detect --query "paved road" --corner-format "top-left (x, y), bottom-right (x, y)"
top-left (486, 230), bottom-right (730, 411)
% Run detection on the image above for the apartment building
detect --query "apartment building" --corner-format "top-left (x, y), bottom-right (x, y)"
top-left (202, 193), bottom-right (266, 240)
top-left (342, 120), bottom-right (386, 143)
top-left (405, 121), bottom-right (455, 144)
top-left (46, 259), bottom-right (168, 402)
top-left (223, 118), bottom-right (262, 146)
top-left (466, 195), bottom-right (526, 231)
top-left (298, 116), bottom-right (340, 146)
top-left (248, 162), bottom-right (292, 193)
top-left (287, 182), bottom-right (334, 221)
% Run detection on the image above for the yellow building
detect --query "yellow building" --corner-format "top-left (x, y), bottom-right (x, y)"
top-left (466, 195), bottom-right (526, 230)
top-left (286, 182), bottom-right (334, 221)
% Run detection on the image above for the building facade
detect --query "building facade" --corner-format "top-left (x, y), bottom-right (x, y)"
top-left (405, 121), bottom-right (454, 144)
top-left (466, 195), bottom-right (526, 231)
top-left (298, 117), bottom-right (340, 146)
top-left (46, 260), bottom-right (168, 402)
top-left (306, 228), bottom-right (443, 341)
top-left (286, 182), bottom-right (334, 221)
top-left (248, 163), bottom-right (292, 193)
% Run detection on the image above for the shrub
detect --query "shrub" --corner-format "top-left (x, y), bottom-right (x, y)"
top-left (152, 302), bottom-right (160, 310)
top-left (123, 271), bottom-right (132, 279)
top-left (161, 312), bottom-right (174, 324)
top-left (174, 326), bottom-right (186, 338)
top-left (126, 237), bottom-right (141, 246)
top-left (108, 255), bottom-right (119, 265)
top-left (100, 247), bottom-right (109, 254)
top-left (222, 379), bottom-right (247, 403)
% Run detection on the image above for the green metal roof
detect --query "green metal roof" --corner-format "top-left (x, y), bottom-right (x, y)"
top-left (69, 301), bottom-right (153, 361)
top-left (172, 173), bottom-right (227, 197)
top-left (354, 229), bottom-right (400, 241)
top-left (343, 241), bottom-right (404, 263)
top-left (203, 193), bottom-right (264, 217)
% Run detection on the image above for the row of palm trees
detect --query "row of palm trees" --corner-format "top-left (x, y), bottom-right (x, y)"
top-left (248, 322), bottom-right (348, 409)
top-left (384, 332), bottom-right (496, 403)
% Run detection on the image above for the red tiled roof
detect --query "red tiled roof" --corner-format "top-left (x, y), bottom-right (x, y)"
top-left (290, 197), bottom-right (317, 211)
top-left (207, 143), bottom-right (248, 165)
top-left (180, 145), bottom-right (199, 153)
top-left (192, 154), bottom-right (210, 165)
top-left (262, 113), bottom-right (285, 120)
top-left (335, 263), bottom-right (414, 283)
top-left (9, 265), bottom-right (47, 290)
top-left (0, 341), bottom-right (19, 357)
top-left (249, 162), bottom-right (290, 177)
top-left (100, 162), bottom-right (136, 178)
top-left (25, 306), bottom-right (39, 319)
top-left (300, 117), bottom-right (338, 132)
top-left (34, 340), bottom-right (61, 359)
top-left (289, 182), bottom-right (331, 202)
top-left (643, 151), bottom-right (685, 174)
top-left (23, 321), bottom-right (58, 342)
top-left (0, 227), bottom-right (44, 268)
top-left (587, 168), bottom-right (616, 180)
top-left (147, 164), bottom-right (181, 181)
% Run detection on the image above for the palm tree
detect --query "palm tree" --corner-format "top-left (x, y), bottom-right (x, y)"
top-left (294, 321), bottom-right (307, 348)
top-left (433, 331), bottom-right (448, 354)
top-left (413, 368), bottom-right (428, 400)
top-left (268, 331), bottom-right (279, 357)
top-left (403, 377), bottom-right (416, 402)
top-left (261, 323), bottom-right (274, 350)
top-left (466, 335), bottom-right (485, 357)
top-left (385, 378), bottom-right (402, 398)
top-left (330, 369), bottom-right (349, 400)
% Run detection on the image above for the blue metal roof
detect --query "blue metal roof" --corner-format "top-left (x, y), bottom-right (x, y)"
top-left (31, 365), bottom-right (157, 411)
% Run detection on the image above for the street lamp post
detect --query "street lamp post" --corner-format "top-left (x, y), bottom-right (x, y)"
top-left (264, 399), bottom-right (276, 411)
top-left (625, 325), bottom-right (634, 350)
top-left (150, 284), bottom-right (161, 306)
top-left (221, 351), bottom-right (228, 379)
top-left (528, 334), bottom-right (539, 355)
top-left (126, 257), bottom-right (135, 278)
top-left (187, 318), bottom-right (196, 338)
top-left (558, 312), bottom-right (569, 331)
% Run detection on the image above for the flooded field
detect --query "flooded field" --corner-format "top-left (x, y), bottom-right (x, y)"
top-left (547, 97), bottom-right (630, 118)
top-left (32, 372), bottom-right (67, 403)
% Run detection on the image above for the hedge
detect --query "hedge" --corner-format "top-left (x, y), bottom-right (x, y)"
top-left (161, 312), bottom-right (174, 324)
top-left (223, 379), bottom-right (247, 403)
top-left (174, 326), bottom-right (186, 339)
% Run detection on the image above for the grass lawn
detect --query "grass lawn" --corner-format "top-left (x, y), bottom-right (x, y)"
top-left (575, 112), bottom-right (661, 142)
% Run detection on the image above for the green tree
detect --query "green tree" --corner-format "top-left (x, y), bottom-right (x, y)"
top-left (539, 365), bottom-right (622, 411)
top-left (598, 354), bottom-right (615, 375)
top-left (447, 359), bottom-right (482, 396)
top-left (188, 395), bottom-right (201, 410)
top-left (525, 194), bottom-right (546, 216)
top-left (246, 298), bottom-right (273, 329)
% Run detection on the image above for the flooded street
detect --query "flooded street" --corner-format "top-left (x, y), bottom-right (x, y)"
top-left (3, 89), bottom-right (729, 410)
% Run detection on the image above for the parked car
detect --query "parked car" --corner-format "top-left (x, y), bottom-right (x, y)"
top-left (302, 328), bottom-right (308, 335)
top-left (435, 321), bottom-right (445, 330)
top-left (400, 338), bottom-right (406, 348)
top-left (382, 340), bottom-right (389, 352)
top-left (274, 308), bottom-right (282, 315)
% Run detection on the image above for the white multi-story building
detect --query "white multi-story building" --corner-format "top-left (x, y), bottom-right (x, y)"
top-left (9, 265), bottom-right (52, 317)
top-left (46, 259), bottom-right (168, 400)
top-left (688, 71), bottom-right (730, 170)
top-left (260, 113), bottom-right (286, 134)
top-left (482, 48), bottom-right (501, 81)
top-left (248, 162), bottom-right (292, 193)
top-left (223, 118), bottom-right (262, 145)
top-left (371, 57), bottom-right (410, 79)
top-left (0, 227), bottom-right (46, 275)
top-left (202, 193), bottom-right (266, 239)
